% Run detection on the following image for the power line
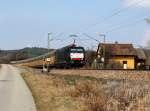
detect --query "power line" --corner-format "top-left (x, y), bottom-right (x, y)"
top-left (103, 0), bottom-right (143, 20)
top-left (77, 40), bottom-right (94, 49)
top-left (50, 33), bottom-right (64, 40)
top-left (104, 17), bottom-right (146, 34)
top-left (83, 33), bottom-right (100, 43)
top-left (100, 13), bottom-right (146, 32)
top-left (80, 0), bottom-right (144, 32)
top-left (75, 39), bottom-right (92, 41)
top-left (79, 17), bottom-right (146, 46)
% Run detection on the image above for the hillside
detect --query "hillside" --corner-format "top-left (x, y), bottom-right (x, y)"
top-left (0, 47), bottom-right (50, 63)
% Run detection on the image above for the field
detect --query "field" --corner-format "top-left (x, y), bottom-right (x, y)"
top-left (21, 68), bottom-right (150, 111)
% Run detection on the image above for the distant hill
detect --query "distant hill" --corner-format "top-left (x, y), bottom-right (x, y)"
top-left (0, 47), bottom-right (53, 63)
top-left (0, 47), bottom-right (96, 65)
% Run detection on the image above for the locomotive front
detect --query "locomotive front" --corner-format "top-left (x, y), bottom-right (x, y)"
top-left (69, 46), bottom-right (85, 67)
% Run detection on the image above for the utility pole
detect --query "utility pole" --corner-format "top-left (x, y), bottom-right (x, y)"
top-left (99, 34), bottom-right (106, 69)
top-left (48, 33), bottom-right (52, 52)
top-left (48, 32), bottom-right (52, 72)
top-left (99, 34), bottom-right (106, 43)
top-left (43, 32), bottom-right (52, 72)
top-left (83, 33), bottom-right (106, 69)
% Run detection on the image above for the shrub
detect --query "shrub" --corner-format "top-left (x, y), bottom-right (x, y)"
top-left (69, 80), bottom-right (108, 111)
top-left (111, 83), bottom-right (150, 111)
top-left (106, 61), bottom-right (123, 69)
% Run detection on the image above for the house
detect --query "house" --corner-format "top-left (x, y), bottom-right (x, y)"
top-left (96, 42), bottom-right (137, 69)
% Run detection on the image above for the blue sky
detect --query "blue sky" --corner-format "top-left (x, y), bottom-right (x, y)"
top-left (0, 0), bottom-right (150, 50)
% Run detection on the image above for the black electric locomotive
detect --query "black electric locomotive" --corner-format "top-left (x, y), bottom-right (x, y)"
top-left (55, 44), bottom-right (85, 68)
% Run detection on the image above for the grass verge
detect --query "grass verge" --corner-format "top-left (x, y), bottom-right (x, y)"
top-left (21, 71), bottom-right (86, 111)
top-left (22, 69), bottom-right (150, 111)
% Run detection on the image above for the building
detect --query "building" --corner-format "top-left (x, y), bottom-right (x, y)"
top-left (96, 42), bottom-right (137, 69)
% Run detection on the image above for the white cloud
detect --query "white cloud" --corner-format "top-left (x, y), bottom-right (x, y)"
top-left (125, 0), bottom-right (150, 8)
top-left (141, 29), bottom-right (150, 47)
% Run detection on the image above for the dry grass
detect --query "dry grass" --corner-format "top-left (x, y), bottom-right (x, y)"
top-left (22, 71), bottom-right (85, 111)
top-left (107, 82), bottom-right (150, 111)
top-left (68, 80), bottom-right (150, 111)
top-left (21, 68), bottom-right (150, 111)
top-left (69, 81), bottom-right (107, 111)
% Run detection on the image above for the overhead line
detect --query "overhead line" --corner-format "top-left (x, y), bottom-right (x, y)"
top-left (83, 33), bottom-right (100, 43)
top-left (52, 33), bottom-right (64, 40)
top-left (104, 17), bottom-right (146, 34)
top-left (81, 0), bottom-right (144, 32)
top-left (104, 0), bottom-right (143, 20)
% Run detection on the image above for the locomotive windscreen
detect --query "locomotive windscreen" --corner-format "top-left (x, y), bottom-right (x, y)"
top-left (70, 48), bottom-right (84, 52)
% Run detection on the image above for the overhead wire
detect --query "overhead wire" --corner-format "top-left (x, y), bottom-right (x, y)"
top-left (80, 17), bottom-right (146, 45)
top-left (52, 0), bottom-right (146, 47)
top-left (80, 0), bottom-right (144, 33)
top-left (51, 33), bottom-right (64, 40)
top-left (83, 33), bottom-right (100, 43)
top-left (78, 0), bottom-right (147, 44)
top-left (104, 17), bottom-right (146, 34)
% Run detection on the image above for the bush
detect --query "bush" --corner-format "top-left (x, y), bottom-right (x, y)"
top-left (69, 80), bottom-right (108, 111)
top-left (85, 50), bottom-right (96, 68)
top-left (110, 83), bottom-right (150, 111)
top-left (106, 61), bottom-right (123, 69)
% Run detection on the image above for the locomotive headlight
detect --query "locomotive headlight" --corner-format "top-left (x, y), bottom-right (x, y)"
top-left (70, 53), bottom-right (84, 59)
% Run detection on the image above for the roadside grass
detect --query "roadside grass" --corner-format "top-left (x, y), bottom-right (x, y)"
top-left (22, 69), bottom-right (150, 111)
top-left (22, 72), bottom-right (85, 111)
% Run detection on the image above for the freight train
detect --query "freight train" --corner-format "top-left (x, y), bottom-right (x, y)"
top-left (11, 44), bottom-right (85, 69)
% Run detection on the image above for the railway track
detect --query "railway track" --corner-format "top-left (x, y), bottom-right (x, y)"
top-left (46, 68), bottom-right (150, 82)
top-left (48, 68), bottom-right (150, 72)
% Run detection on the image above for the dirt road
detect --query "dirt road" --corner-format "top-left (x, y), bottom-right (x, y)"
top-left (0, 64), bottom-right (37, 111)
